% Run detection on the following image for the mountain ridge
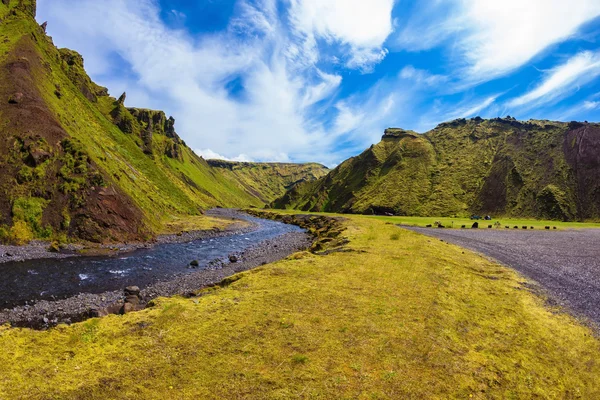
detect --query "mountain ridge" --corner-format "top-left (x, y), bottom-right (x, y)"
top-left (273, 117), bottom-right (600, 221)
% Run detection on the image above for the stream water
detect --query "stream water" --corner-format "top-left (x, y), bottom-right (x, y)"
top-left (0, 214), bottom-right (302, 308)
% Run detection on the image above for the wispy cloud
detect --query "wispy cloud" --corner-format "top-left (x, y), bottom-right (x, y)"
top-left (394, 0), bottom-right (600, 81)
top-left (37, 0), bottom-right (600, 166)
top-left (507, 51), bottom-right (600, 108)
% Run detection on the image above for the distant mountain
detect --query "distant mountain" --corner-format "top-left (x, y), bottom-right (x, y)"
top-left (0, 1), bottom-right (322, 243)
top-left (206, 160), bottom-right (329, 204)
top-left (273, 118), bottom-right (600, 221)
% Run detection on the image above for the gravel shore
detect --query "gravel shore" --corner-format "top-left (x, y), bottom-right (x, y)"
top-left (0, 230), bottom-right (310, 328)
top-left (404, 226), bottom-right (600, 330)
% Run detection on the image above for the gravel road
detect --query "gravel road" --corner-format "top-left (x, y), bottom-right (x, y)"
top-left (403, 226), bottom-right (600, 328)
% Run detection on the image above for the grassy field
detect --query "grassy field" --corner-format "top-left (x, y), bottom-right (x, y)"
top-left (366, 215), bottom-right (600, 230)
top-left (1, 214), bottom-right (599, 398)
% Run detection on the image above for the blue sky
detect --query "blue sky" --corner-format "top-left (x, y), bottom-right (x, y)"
top-left (37, 0), bottom-right (600, 166)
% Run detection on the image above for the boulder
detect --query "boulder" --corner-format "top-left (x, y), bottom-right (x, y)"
top-left (8, 92), bottom-right (24, 104)
top-left (229, 254), bottom-right (238, 263)
top-left (124, 286), bottom-right (140, 296)
top-left (190, 260), bottom-right (199, 267)
top-left (121, 302), bottom-right (136, 314)
top-left (47, 242), bottom-right (60, 253)
top-left (125, 295), bottom-right (140, 306)
top-left (471, 222), bottom-right (479, 229)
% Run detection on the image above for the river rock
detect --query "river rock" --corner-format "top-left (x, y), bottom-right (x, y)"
top-left (125, 295), bottom-right (140, 305)
top-left (190, 260), bottom-right (199, 267)
top-left (124, 286), bottom-right (140, 296)
top-left (229, 254), bottom-right (238, 263)
top-left (121, 302), bottom-right (135, 314)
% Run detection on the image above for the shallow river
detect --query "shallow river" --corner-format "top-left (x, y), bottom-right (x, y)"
top-left (0, 214), bottom-right (302, 308)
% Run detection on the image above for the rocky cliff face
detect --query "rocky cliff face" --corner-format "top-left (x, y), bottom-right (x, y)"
top-left (275, 118), bottom-right (600, 221)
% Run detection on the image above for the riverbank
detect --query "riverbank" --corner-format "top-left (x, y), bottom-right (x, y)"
top-left (0, 229), bottom-right (310, 328)
top-left (1, 212), bottom-right (599, 398)
top-left (0, 209), bottom-right (255, 265)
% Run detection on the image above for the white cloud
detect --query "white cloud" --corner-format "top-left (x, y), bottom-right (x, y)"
top-left (399, 66), bottom-right (448, 87)
top-left (583, 100), bottom-right (600, 110)
top-left (194, 149), bottom-right (253, 162)
top-left (508, 51), bottom-right (600, 108)
top-left (37, 0), bottom-right (352, 165)
top-left (395, 0), bottom-right (600, 80)
top-left (288, 0), bottom-right (395, 71)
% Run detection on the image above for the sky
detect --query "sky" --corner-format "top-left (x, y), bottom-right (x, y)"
top-left (37, 0), bottom-right (600, 166)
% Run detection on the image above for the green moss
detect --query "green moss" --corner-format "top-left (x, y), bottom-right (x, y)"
top-left (277, 118), bottom-right (587, 221)
top-left (11, 196), bottom-right (48, 236)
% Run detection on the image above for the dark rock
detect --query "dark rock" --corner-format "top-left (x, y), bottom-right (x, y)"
top-left (190, 260), bottom-right (199, 267)
top-left (522, 226), bottom-right (528, 229)
top-left (471, 222), bottom-right (479, 229)
top-left (488, 225), bottom-right (493, 229)
top-left (8, 92), bottom-right (24, 104)
top-left (124, 286), bottom-right (140, 296)
top-left (47, 242), bottom-right (60, 253)
top-left (124, 295), bottom-right (140, 306)
top-left (121, 302), bottom-right (135, 314)
top-left (545, 226), bottom-right (551, 230)
top-left (27, 149), bottom-right (51, 167)
top-left (461, 225), bottom-right (466, 229)
top-left (5, 252), bottom-right (12, 257)
top-left (90, 308), bottom-right (109, 318)
top-left (117, 92), bottom-right (126, 105)
top-left (41, 21), bottom-right (47, 33)
top-left (229, 254), bottom-right (238, 263)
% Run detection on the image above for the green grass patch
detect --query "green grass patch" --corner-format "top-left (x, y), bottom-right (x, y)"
top-left (0, 215), bottom-right (599, 398)
top-left (368, 215), bottom-right (600, 230)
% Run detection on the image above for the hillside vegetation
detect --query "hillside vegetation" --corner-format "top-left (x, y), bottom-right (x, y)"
top-left (0, 0), bottom-right (321, 243)
top-left (1, 212), bottom-right (598, 398)
top-left (274, 119), bottom-right (600, 221)
top-left (207, 160), bottom-right (328, 203)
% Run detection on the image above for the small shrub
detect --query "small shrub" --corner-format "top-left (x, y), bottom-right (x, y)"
top-left (16, 166), bottom-right (33, 184)
top-left (390, 233), bottom-right (400, 240)
top-left (0, 226), bottom-right (9, 243)
top-left (10, 220), bottom-right (33, 245)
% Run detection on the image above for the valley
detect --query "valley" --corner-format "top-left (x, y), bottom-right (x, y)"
top-left (1, 1), bottom-right (600, 398)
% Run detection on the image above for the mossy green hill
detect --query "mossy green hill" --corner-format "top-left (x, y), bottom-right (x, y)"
top-left (207, 160), bottom-right (328, 204)
top-left (274, 119), bottom-right (600, 221)
top-left (0, 1), bottom-right (322, 243)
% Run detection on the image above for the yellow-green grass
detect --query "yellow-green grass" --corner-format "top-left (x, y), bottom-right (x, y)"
top-left (367, 215), bottom-right (600, 230)
top-left (1, 215), bottom-right (599, 399)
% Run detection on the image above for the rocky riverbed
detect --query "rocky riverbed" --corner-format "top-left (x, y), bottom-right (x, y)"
top-left (0, 210), bottom-right (311, 328)
top-left (0, 209), bottom-right (256, 265)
